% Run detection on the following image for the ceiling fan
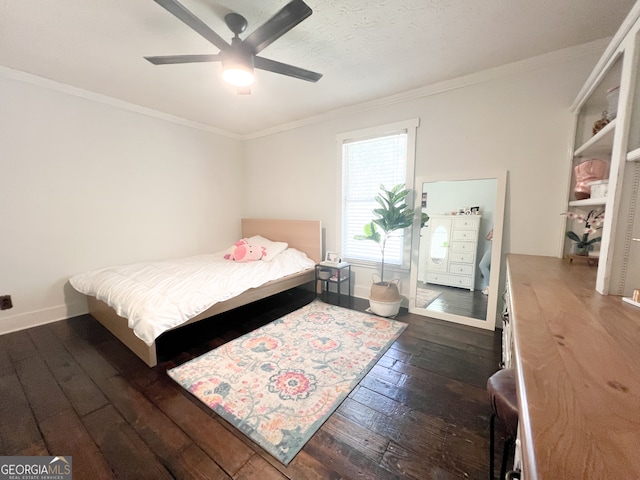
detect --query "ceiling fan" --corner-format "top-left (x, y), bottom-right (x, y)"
top-left (145, 0), bottom-right (323, 94)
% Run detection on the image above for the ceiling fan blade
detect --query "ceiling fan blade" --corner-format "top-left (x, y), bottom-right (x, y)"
top-left (153, 0), bottom-right (229, 51)
top-left (244, 0), bottom-right (312, 54)
top-left (145, 54), bottom-right (221, 65)
top-left (254, 56), bottom-right (322, 82)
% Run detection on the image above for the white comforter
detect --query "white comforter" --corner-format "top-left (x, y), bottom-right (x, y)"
top-left (69, 248), bottom-right (315, 346)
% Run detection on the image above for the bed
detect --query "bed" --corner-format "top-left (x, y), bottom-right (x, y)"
top-left (72, 219), bottom-right (322, 367)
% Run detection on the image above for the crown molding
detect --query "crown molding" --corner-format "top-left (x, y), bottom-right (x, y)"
top-left (243, 38), bottom-right (610, 141)
top-left (0, 37), bottom-right (609, 142)
top-left (0, 65), bottom-right (241, 140)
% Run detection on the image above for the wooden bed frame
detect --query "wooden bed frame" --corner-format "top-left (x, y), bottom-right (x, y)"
top-left (87, 218), bottom-right (322, 367)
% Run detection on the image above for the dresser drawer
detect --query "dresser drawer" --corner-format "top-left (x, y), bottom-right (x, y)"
top-left (452, 229), bottom-right (478, 241)
top-left (448, 275), bottom-right (472, 288)
top-left (449, 275), bottom-right (471, 288)
top-left (426, 272), bottom-right (473, 288)
top-left (426, 272), bottom-right (446, 284)
top-left (448, 263), bottom-right (474, 275)
top-left (450, 252), bottom-right (474, 263)
top-left (453, 217), bottom-right (480, 229)
top-left (451, 241), bottom-right (476, 253)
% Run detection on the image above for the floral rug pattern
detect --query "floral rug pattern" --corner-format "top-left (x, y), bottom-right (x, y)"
top-left (167, 299), bottom-right (407, 464)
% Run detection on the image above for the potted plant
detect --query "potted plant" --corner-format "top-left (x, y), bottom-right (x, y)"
top-left (355, 184), bottom-right (428, 316)
top-left (563, 209), bottom-right (604, 256)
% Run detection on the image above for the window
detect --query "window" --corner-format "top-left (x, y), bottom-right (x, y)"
top-left (338, 119), bottom-right (419, 269)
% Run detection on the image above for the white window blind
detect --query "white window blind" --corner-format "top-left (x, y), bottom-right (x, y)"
top-left (341, 131), bottom-right (408, 266)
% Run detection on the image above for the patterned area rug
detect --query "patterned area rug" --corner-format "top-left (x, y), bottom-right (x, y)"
top-left (167, 299), bottom-right (407, 465)
top-left (416, 286), bottom-right (442, 308)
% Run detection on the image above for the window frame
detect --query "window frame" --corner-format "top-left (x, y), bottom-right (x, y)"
top-left (336, 118), bottom-right (419, 271)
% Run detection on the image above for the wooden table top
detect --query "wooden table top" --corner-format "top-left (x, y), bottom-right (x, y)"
top-left (507, 254), bottom-right (640, 480)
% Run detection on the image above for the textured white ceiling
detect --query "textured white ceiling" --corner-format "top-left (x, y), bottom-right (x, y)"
top-left (0, 0), bottom-right (636, 136)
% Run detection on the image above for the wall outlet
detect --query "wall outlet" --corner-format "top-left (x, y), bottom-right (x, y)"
top-left (0, 295), bottom-right (12, 310)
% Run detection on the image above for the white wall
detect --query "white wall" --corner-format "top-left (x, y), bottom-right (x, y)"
top-left (0, 43), bottom-right (605, 333)
top-left (243, 48), bottom-right (602, 300)
top-left (0, 75), bottom-right (244, 333)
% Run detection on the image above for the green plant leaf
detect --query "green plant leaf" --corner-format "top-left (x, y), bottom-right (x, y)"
top-left (566, 231), bottom-right (581, 242)
top-left (354, 183), bottom-right (416, 283)
top-left (354, 221), bottom-right (381, 244)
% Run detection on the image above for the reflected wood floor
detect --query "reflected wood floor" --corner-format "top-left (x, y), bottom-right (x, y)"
top-left (419, 283), bottom-right (489, 321)
top-left (0, 289), bottom-right (505, 479)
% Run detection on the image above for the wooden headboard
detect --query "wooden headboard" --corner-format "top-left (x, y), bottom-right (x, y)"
top-left (241, 218), bottom-right (322, 264)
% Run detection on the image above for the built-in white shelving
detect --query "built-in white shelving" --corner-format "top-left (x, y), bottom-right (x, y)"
top-left (574, 119), bottom-right (616, 158)
top-left (565, 3), bottom-right (640, 296)
top-left (627, 146), bottom-right (640, 161)
top-left (568, 197), bottom-right (607, 207)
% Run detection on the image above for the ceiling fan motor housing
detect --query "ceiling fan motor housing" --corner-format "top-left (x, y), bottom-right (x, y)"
top-left (222, 38), bottom-right (254, 70)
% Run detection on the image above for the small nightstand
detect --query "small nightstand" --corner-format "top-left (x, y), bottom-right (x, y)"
top-left (315, 262), bottom-right (351, 300)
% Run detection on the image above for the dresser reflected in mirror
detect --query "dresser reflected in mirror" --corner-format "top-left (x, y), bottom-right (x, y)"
top-left (409, 173), bottom-right (506, 330)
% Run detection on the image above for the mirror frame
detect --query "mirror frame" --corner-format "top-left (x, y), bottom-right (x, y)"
top-left (408, 171), bottom-right (507, 330)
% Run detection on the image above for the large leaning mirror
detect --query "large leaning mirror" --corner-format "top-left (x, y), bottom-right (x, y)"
top-left (409, 172), bottom-right (507, 330)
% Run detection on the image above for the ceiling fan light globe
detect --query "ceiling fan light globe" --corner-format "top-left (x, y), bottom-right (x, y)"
top-left (222, 67), bottom-right (255, 87)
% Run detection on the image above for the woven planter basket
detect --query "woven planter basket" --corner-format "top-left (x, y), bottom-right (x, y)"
top-left (370, 280), bottom-right (401, 302)
top-left (369, 276), bottom-right (401, 317)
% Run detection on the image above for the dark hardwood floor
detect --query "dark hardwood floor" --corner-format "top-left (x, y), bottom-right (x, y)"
top-left (0, 289), bottom-right (506, 479)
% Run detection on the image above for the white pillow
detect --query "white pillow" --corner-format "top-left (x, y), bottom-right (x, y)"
top-left (247, 235), bottom-right (288, 262)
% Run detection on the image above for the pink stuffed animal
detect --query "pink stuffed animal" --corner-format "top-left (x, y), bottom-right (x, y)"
top-left (224, 239), bottom-right (266, 262)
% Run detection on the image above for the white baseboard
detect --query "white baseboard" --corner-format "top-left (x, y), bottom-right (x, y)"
top-left (0, 301), bottom-right (88, 336)
top-left (353, 285), bottom-right (370, 300)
